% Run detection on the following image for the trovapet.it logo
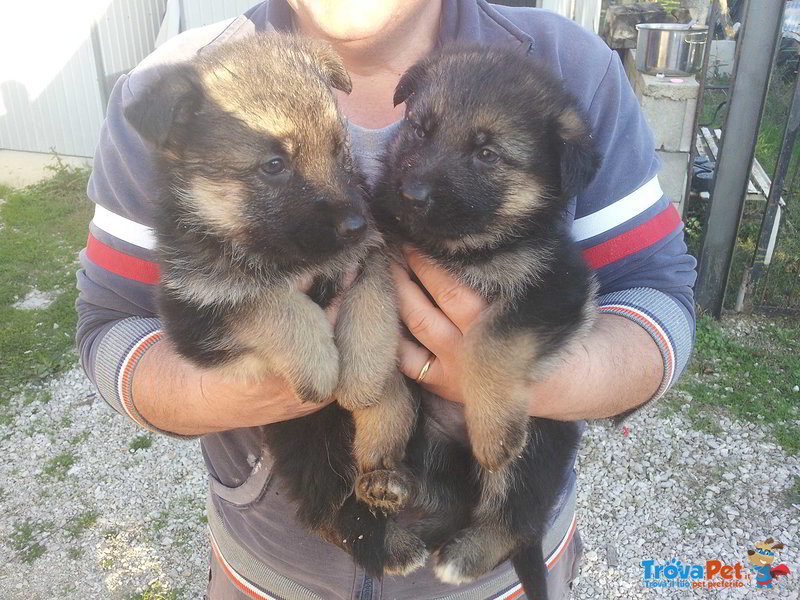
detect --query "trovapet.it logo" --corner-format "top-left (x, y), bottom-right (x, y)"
top-left (641, 558), bottom-right (751, 589)
top-left (745, 538), bottom-right (792, 588)
top-left (641, 538), bottom-right (792, 590)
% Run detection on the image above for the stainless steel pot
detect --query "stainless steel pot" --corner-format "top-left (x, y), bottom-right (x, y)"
top-left (635, 23), bottom-right (708, 76)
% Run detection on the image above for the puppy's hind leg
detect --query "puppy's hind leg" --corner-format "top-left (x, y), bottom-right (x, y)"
top-left (329, 493), bottom-right (428, 577)
top-left (433, 468), bottom-right (518, 584)
top-left (264, 404), bottom-right (356, 531)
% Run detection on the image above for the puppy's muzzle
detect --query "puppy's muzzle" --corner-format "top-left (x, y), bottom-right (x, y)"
top-left (399, 182), bottom-right (432, 214)
top-left (335, 214), bottom-right (367, 241)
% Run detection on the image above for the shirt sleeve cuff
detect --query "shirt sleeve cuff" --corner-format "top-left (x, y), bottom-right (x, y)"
top-left (597, 287), bottom-right (693, 411)
top-left (94, 316), bottom-right (199, 439)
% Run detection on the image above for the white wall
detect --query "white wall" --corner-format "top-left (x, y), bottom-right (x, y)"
top-left (0, 0), bottom-right (258, 158)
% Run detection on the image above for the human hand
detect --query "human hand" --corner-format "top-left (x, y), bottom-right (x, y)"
top-left (392, 248), bottom-right (488, 405)
top-left (392, 250), bottom-right (664, 421)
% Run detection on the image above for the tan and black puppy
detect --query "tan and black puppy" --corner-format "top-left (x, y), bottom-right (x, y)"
top-left (124, 33), bottom-right (425, 576)
top-left (374, 46), bottom-right (602, 599)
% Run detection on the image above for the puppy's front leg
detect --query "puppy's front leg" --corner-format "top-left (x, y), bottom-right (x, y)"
top-left (352, 369), bottom-right (416, 512)
top-left (233, 288), bottom-right (340, 404)
top-left (333, 250), bottom-right (399, 410)
top-left (334, 250), bottom-right (417, 512)
top-left (461, 308), bottom-right (537, 471)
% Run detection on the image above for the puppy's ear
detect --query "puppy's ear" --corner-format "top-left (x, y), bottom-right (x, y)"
top-left (311, 42), bottom-right (352, 93)
top-left (393, 61), bottom-right (428, 107)
top-left (124, 65), bottom-right (202, 148)
top-left (557, 107), bottom-right (603, 199)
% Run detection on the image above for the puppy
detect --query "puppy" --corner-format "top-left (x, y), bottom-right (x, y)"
top-left (374, 46), bottom-right (602, 598)
top-left (123, 33), bottom-right (425, 575)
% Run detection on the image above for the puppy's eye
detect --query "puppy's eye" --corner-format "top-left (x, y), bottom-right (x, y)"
top-left (259, 158), bottom-right (286, 175)
top-left (413, 125), bottom-right (427, 139)
top-left (476, 148), bottom-right (499, 164)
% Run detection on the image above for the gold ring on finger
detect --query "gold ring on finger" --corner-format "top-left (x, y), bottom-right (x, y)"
top-left (416, 353), bottom-right (435, 383)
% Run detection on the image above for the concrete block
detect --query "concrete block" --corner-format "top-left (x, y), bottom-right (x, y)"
top-left (624, 50), bottom-right (699, 152)
top-left (624, 50), bottom-right (701, 98)
top-left (656, 150), bottom-right (689, 213)
top-left (639, 94), bottom-right (698, 152)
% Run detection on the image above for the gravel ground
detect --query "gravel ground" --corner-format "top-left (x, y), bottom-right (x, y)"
top-left (0, 368), bottom-right (797, 599)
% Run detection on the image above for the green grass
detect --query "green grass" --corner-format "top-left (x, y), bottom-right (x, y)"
top-left (674, 314), bottom-right (800, 454)
top-left (151, 510), bottom-right (170, 533)
top-left (42, 452), bottom-right (77, 480)
top-left (126, 582), bottom-right (182, 600)
top-left (129, 434), bottom-right (154, 451)
top-left (69, 430), bottom-right (91, 445)
top-left (65, 509), bottom-right (99, 538)
top-left (10, 519), bottom-right (53, 563)
top-left (66, 547), bottom-right (84, 560)
top-left (0, 163), bottom-right (92, 416)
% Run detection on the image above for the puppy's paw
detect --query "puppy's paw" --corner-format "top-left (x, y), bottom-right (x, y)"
top-left (384, 524), bottom-right (428, 576)
top-left (295, 382), bottom-right (333, 405)
top-left (471, 421), bottom-right (528, 471)
top-left (293, 353), bottom-right (339, 404)
top-left (433, 536), bottom-right (497, 584)
top-left (355, 469), bottom-right (412, 513)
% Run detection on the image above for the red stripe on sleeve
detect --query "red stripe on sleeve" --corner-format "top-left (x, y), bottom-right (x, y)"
top-left (582, 204), bottom-right (681, 270)
top-left (86, 233), bottom-right (161, 284)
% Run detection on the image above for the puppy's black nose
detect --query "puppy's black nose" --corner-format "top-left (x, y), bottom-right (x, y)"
top-left (400, 182), bottom-right (432, 212)
top-left (335, 214), bottom-right (367, 240)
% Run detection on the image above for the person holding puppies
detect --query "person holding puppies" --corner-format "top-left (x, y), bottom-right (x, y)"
top-left (76, 1), bottom-right (696, 598)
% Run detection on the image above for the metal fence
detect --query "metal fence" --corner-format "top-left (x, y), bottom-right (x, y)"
top-left (687, 0), bottom-right (800, 314)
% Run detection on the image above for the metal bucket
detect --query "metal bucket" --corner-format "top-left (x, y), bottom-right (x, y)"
top-left (635, 23), bottom-right (708, 76)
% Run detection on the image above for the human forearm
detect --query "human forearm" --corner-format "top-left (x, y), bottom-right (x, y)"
top-left (526, 314), bottom-right (661, 420)
top-left (393, 251), bottom-right (688, 422)
top-left (131, 337), bottom-right (332, 436)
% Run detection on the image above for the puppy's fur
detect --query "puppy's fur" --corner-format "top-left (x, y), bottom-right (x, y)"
top-left (124, 33), bottom-right (425, 575)
top-left (374, 46), bottom-right (602, 598)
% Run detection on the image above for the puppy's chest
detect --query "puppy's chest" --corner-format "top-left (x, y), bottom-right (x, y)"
top-left (441, 244), bottom-right (555, 302)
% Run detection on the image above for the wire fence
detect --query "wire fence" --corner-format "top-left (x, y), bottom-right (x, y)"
top-left (687, 43), bottom-right (800, 314)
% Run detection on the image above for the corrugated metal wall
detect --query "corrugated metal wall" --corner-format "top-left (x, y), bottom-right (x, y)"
top-left (96, 0), bottom-right (167, 102)
top-left (0, 0), bottom-right (596, 159)
top-left (0, 37), bottom-right (106, 158)
top-left (182, 0), bottom-right (260, 29)
top-left (0, 0), bottom-right (257, 158)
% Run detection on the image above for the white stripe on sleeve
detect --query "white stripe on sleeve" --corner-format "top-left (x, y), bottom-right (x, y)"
top-left (571, 175), bottom-right (663, 242)
top-left (92, 204), bottom-right (157, 250)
